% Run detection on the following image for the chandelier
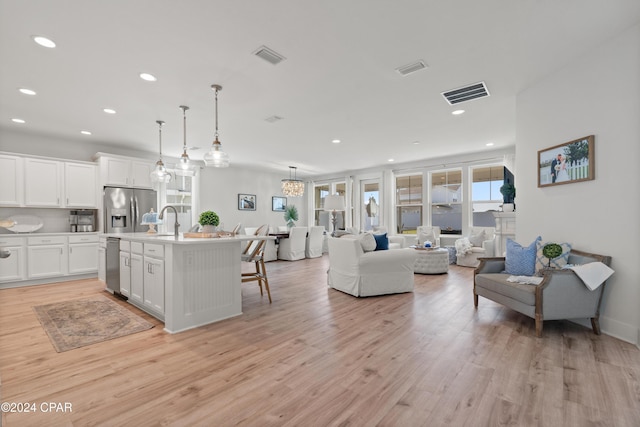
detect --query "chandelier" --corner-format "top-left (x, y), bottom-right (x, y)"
top-left (150, 120), bottom-right (172, 185)
top-left (203, 84), bottom-right (230, 167)
top-left (281, 166), bottom-right (304, 197)
top-left (176, 105), bottom-right (196, 176)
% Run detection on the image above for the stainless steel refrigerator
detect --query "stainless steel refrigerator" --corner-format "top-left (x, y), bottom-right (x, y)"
top-left (103, 187), bottom-right (157, 233)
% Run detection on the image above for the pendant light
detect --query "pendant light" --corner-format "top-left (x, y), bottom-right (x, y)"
top-left (281, 166), bottom-right (304, 197)
top-left (176, 105), bottom-right (196, 176)
top-left (203, 84), bottom-right (230, 167)
top-left (150, 120), bottom-right (172, 185)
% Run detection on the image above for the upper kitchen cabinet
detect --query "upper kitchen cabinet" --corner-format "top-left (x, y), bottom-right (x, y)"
top-left (64, 162), bottom-right (97, 208)
top-left (0, 154), bottom-right (24, 206)
top-left (24, 158), bottom-right (62, 207)
top-left (96, 154), bottom-right (154, 189)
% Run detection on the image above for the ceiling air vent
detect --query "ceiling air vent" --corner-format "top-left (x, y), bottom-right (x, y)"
top-left (265, 115), bottom-right (284, 123)
top-left (441, 81), bottom-right (490, 105)
top-left (395, 60), bottom-right (427, 77)
top-left (253, 45), bottom-right (286, 65)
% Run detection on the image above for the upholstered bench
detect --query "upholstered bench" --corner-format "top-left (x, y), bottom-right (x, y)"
top-left (413, 248), bottom-right (449, 274)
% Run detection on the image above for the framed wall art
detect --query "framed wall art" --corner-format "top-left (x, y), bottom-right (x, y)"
top-left (238, 193), bottom-right (256, 211)
top-left (538, 135), bottom-right (595, 187)
top-left (272, 196), bottom-right (287, 212)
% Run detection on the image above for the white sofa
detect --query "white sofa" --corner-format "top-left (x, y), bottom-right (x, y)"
top-left (327, 236), bottom-right (417, 297)
top-left (455, 226), bottom-right (496, 267)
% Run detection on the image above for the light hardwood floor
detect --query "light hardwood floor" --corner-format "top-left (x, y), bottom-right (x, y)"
top-left (1, 257), bottom-right (639, 426)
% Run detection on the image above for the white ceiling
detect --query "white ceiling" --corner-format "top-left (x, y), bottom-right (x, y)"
top-left (1, 1), bottom-right (639, 177)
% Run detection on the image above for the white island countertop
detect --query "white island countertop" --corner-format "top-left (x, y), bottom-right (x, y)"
top-left (106, 232), bottom-right (273, 333)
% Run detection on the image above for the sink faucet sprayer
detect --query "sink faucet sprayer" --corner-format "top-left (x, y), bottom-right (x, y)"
top-left (158, 206), bottom-right (180, 238)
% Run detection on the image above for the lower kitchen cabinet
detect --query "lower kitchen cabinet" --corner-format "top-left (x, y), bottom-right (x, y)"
top-left (143, 256), bottom-right (164, 315)
top-left (28, 245), bottom-right (65, 278)
top-left (129, 253), bottom-right (144, 305)
top-left (0, 247), bottom-right (25, 282)
top-left (68, 235), bottom-right (99, 274)
top-left (119, 250), bottom-right (131, 298)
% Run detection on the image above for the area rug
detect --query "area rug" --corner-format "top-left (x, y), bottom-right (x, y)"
top-left (33, 295), bottom-right (154, 352)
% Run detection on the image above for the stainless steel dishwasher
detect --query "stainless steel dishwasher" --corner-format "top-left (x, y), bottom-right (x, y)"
top-left (105, 237), bottom-right (123, 297)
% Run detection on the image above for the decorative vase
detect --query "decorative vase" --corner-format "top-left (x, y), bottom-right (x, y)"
top-left (202, 225), bottom-right (215, 233)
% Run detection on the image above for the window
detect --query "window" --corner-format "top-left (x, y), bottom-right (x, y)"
top-left (395, 174), bottom-right (422, 234)
top-left (314, 182), bottom-right (346, 232)
top-left (361, 180), bottom-right (380, 232)
top-left (430, 169), bottom-right (462, 234)
top-left (471, 166), bottom-right (503, 226)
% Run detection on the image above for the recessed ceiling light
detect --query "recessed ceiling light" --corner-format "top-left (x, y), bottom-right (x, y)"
top-left (19, 88), bottom-right (36, 96)
top-left (103, 108), bottom-right (116, 114)
top-left (32, 35), bottom-right (56, 48)
top-left (11, 118), bottom-right (26, 124)
top-left (139, 73), bottom-right (157, 82)
top-left (412, 141), bottom-right (420, 145)
top-left (388, 158), bottom-right (395, 162)
top-left (452, 109), bottom-right (465, 115)
top-left (332, 139), bottom-right (341, 144)
top-left (486, 142), bottom-right (494, 146)
top-left (81, 130), bottom-right (92, 135)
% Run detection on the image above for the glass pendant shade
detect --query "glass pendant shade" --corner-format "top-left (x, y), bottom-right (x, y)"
top-left (150, 120), bottom-right (172, 184)
top-left (175, 105), bottom-right (196, 176)
top-left (281, 166), bottom-right (304, 197)
top-left (204, 84), bottom-right (230, 168)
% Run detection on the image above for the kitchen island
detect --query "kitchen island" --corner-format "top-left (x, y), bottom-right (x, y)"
top-left (104, 232), bottom-right (273, 333)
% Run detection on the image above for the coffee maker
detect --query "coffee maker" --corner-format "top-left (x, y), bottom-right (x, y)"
top-left (70, 210), bottom-right (95, 232)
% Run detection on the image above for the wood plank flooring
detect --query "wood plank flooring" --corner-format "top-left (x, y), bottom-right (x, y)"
top-left (1, 256), bottom-right (639, 426)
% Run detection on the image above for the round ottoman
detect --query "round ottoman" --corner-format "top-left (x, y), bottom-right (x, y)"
top-left (413, 248), bottom-right (449, 274)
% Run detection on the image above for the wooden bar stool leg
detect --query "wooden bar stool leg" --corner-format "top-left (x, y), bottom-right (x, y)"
top-left (260, 258), bottom-right (272, 303)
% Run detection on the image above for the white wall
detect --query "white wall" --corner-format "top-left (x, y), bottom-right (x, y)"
top-left (515, 23), bottom-right (640, 344)
top-left (198, 166), bottom-right (307, 232)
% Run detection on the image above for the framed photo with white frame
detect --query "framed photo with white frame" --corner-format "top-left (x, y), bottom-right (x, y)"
top-left (238, 194), bottom-right (256, 211)
top-left (537, 135), bottom-right (595, 187)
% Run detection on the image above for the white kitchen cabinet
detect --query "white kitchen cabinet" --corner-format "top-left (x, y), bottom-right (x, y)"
top-left (129, 253), bottom-right (144, 305)
top-left (24, 158), bottom-right (62, 207)
top-left (143, 243), bottom-right (164, 316)
top-left (68, 234), bottom-right (99, 274)
top-left (0, 154), bottom-right (24, 206)
top-left (119, 251), bottom-right (131, 298)
top-left (99, 155), bottom-right (154, 189)
top-left (143, 256), bottom-right (164, 315)
top-left (0, 236), bottom-right (26, 282)
top-left (98, 237), bottom-right (107, 283)
top-left (65, 162), bottom-right (97, 208)
top-left (27, 235), bottom-right (66, 279)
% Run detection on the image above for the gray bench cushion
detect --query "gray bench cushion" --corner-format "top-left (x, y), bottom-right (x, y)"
top-left (475, 273), bottom-right (536, 306)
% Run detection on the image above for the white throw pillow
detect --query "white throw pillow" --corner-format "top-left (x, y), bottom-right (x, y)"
top-left (359, 232), bottom-right (377, 252)
top-left (417, 231), bottom-right (436, 246)
top-left (468, 230), bottom-right (486, 247)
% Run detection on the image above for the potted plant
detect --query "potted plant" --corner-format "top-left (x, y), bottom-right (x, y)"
top-left (284, 205), bottom-right (298, 228)
top-left (500, 183), bottom-right (516, 212)
top-left (199, 210), bottom-right (220, 233)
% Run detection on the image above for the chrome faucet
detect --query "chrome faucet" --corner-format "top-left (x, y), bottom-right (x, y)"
top-left (158, 205), bottom-right (180, 238)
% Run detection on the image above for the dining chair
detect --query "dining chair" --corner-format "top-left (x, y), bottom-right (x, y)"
top-left (278, 226), bottom-right (308, 261)
top-left (241, 224), bottom-right (271, 302)
top-left (305, 226), bottom-right (325, 258)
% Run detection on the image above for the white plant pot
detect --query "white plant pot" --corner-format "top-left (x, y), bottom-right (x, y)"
top-left (502, 203), bottom-right (515, 212)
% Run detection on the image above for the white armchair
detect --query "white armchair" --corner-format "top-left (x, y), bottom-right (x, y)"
top-left (305, 226), bottom-right (325, 258)
top-left (278, 226), bottom-right (308, 261)
top-left (456, 226), bottom-right (496, 267)
top-left (415, 226), bottom-right (441, 247)
top-left (327, 236), bottom-right (417, 297)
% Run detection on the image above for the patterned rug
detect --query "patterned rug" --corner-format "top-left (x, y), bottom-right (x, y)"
top-left (33, 294), bottom-right (154, 352)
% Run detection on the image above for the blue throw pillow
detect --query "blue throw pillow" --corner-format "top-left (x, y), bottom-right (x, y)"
top-left (504, 236), bottom-right (541, 276)
top-left (373, 233), bottom-right (389, 251)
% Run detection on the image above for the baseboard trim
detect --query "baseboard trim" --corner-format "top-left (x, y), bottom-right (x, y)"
top-left (572, 316), bottom-right (639, 346)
